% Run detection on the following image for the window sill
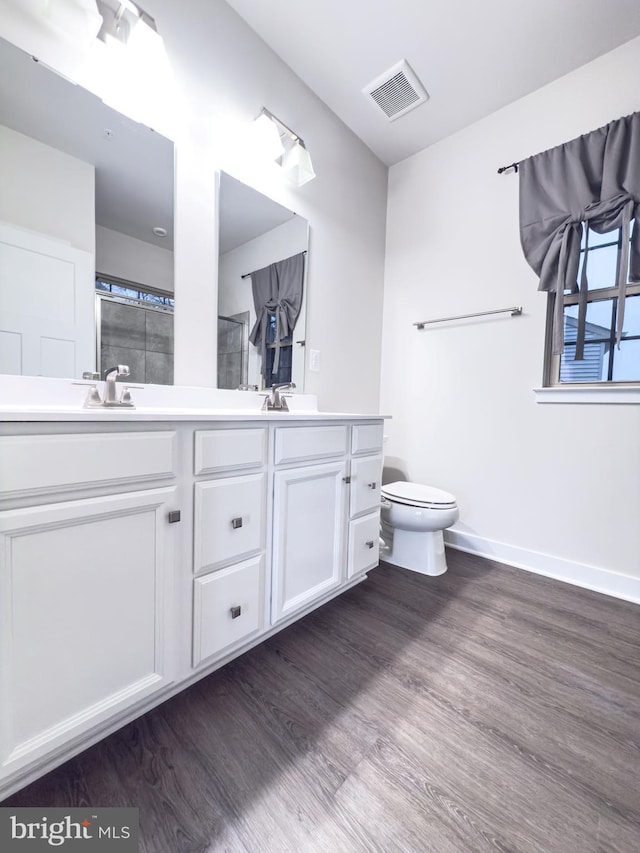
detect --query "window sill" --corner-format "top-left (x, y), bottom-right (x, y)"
top-left (533, 386), bottom-right (640, 404)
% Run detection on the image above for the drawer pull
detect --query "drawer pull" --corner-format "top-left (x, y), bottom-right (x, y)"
top-left (365, 540), bottom-right (375, 549)
top-left (231, 517), bottom-right (243, 529)
top-left (230, 605), bottom-right (242, 619)
top-left (367, 482), bottom-right (377, 490)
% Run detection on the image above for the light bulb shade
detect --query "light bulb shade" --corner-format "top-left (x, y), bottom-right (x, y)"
top-left (250, 112), bottom-right (286, 161)
top-left (282, 141), bottom-right (316, 186)
top-left (75, 11), bottom-right (177, 139)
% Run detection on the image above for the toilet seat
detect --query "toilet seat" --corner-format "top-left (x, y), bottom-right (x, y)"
top-left (381, 481), bottom-right (456, 509)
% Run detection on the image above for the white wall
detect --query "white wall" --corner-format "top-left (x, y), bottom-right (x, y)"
top-left (96, 225), bottom-right (174, 294)
top-left (382, 38), bottom-right (640, 589)
top-left (0, 124), bottom-right (95, 255)
top-left (144, 0), bottom-right (387, 411)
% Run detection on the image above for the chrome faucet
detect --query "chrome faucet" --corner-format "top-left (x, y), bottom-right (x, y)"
top-left (103, 365), bottom-right (135, 407)
top-left (261, 382), bottom-right (296, 411)
top-left (81, 365), bottom-right (136, 408)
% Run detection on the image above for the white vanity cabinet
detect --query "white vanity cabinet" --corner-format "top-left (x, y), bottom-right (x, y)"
top-left (191, 427), bottom-right (267, 666)
top-left (0, 412), bottom-right (386, 801)
top-left (0, 429), bottom-right (179, 790)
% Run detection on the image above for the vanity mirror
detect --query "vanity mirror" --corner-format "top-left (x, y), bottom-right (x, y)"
top-left (0, 34), bottom-right (174, 383)
top-left (217, 171), bottom-right (309, 391)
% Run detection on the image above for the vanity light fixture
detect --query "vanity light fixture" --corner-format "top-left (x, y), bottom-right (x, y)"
top-left (251, 108), bottom-right (316, 186)
top-left (96, 0), bottom-right (148, 46)
top-left (281, 139), bottom-right (316, 186)
top-left (76, 0), bottom-right (176, 138)
top-left (250, 110), bottom-right (286, 161)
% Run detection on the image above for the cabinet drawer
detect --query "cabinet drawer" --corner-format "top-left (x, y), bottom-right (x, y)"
top-left (0, 432), bottom-right (176, 498)
top-left (351, 422), bottom-right (384, 455)
top-left (194, 473), bottom-right (265, 573)
top-left (348, 512), bottom-right (380, 578)
top-left (274, 425), bottom-right (347, 465)
top-left (194, 427), bottom-right (266, 475)
top-left (193, 555), bottom-right (264, 666)
top-left (350, 455), bottom-right (383, 518)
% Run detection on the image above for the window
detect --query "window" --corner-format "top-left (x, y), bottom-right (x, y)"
top-left (547, 227), bottom-right (640, 385)
top-left (95, 277), bottom-right (175, 309)
top-left (264, 313), bottom-right (293, 387)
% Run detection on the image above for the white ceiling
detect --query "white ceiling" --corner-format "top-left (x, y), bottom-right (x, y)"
top-left (225, 0), bottom-right (640, 166)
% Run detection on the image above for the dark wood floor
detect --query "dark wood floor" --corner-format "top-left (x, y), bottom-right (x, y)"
top-left (4, 551), bottom-right (640, 852)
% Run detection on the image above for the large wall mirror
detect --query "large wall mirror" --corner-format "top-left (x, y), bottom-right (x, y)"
top-left (0, 35), bottom-right (174, 384)
top-left (218, 171), bottom-right (309, 392)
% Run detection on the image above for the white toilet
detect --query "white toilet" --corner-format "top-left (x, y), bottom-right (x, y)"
top-left (380, 481), bottom-right (459, 576)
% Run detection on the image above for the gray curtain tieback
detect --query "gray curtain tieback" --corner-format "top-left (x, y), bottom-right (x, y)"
top-left (616, 199), bottom-right (633, 350)
top-left (552, 196), bottom-right (634, 358)
top-left (249, 297), bottom-right (296, 375)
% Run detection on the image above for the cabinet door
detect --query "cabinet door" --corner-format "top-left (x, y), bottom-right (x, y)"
top-left (0, 488), bottom-right (176, 783)
top-left (350, 454), bottom-right (383, 518)
top-left (194, 473), bottom-right (266, 573)
top-left (348, 512), bottom-right (381, 578)
top-left (272, 460), bottom-right (348, 624)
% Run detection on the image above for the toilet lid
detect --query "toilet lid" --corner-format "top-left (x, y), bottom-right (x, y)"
top-left (381, 481), bottom-right (456, 508)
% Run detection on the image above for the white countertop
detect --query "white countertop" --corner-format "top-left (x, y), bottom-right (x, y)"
top-left (0, 407), bottom-right (388, 422)
top-left (0, 376), bottom-right (389, 422)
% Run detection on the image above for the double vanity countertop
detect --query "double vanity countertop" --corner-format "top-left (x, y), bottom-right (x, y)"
top-left (0, 376), bottom-right (389, 423)
top-left (0, 407), bottom-right (388, 423)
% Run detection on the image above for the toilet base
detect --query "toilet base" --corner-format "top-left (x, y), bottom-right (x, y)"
top-left (381, 522), bottom-right (448, 576)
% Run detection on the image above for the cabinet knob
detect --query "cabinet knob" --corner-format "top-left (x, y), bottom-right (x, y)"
top-left (367, 482), bottom-right (377, 490)
top-left (167, 510), bottom-right (181, 524)
top-left (230, 605), bottom-right (242, 619)
top-left (231, 517), bottom-right (243, 529)
top-left (365, 540), bottom-right (375, 549)
top-left (342, 476), bottom-right (351, 484)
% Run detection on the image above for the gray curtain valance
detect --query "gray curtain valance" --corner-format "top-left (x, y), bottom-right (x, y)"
top-left (519, 111), bottom-right (640, 358)
top-left (248, 252), bottom-right (305, 380)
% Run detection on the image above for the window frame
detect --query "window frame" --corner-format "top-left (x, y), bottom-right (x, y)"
top-left (95, 273), bottom-right (175, 311)
top-left (543, 227), bottom-right (640, 389)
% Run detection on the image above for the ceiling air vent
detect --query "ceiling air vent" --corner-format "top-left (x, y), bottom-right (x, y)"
top-left (363, 59), bottom-right (429, 121)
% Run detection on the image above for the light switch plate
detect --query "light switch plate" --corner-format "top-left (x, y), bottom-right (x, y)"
top-left (309, 349), bottom-right (321, 372)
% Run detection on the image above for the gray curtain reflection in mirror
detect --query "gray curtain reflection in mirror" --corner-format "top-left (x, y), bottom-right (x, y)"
top-left (100, 299), bottom-right (174, 384)
top-left (249, 252), bottom-right (305, 384)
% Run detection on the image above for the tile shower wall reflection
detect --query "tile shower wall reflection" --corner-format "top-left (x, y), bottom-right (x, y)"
top-left (101, 300), bottom-right (174, 385)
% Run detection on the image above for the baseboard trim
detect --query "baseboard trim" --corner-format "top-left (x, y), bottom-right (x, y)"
top-left (444, 529), bottom-right (640, 605)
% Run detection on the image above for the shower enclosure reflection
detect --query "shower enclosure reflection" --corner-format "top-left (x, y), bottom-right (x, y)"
top-left (217, 311), bottom-right (249, 389)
